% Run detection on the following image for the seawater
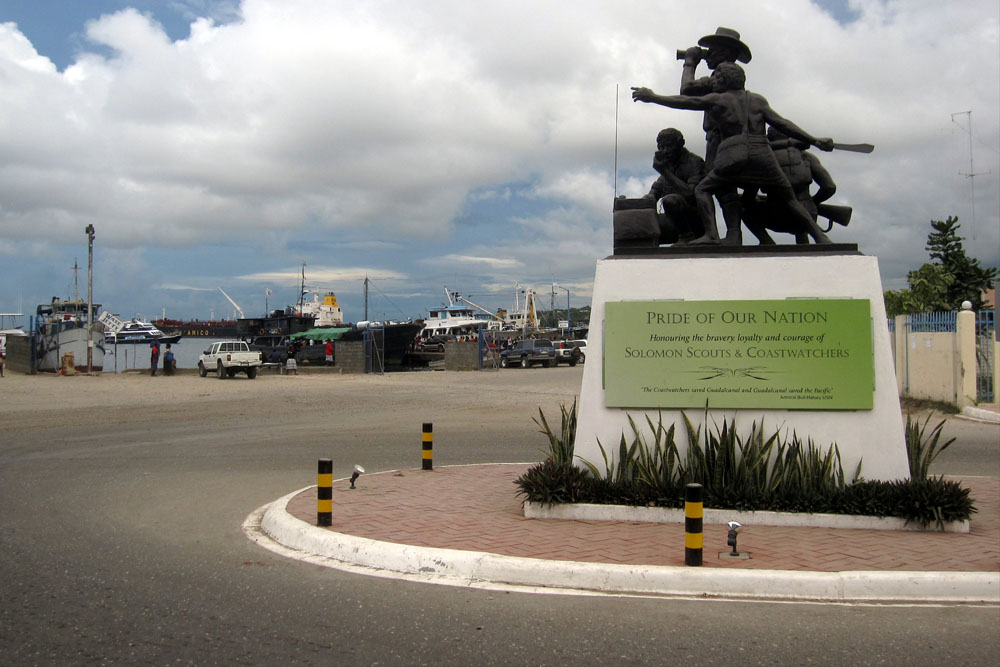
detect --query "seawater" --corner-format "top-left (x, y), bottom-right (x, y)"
top-left (104, 337), bottom-right (239, 371)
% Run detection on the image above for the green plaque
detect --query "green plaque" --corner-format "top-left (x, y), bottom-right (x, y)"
top-left (604, 299), bottom-right (874, 410)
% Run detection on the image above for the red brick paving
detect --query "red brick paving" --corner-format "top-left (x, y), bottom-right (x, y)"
top-left (285, 464), bottom-right (999, 573)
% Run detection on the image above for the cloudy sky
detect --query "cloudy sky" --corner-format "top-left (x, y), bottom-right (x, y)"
top-left (1, 0), bottom-right (997, 324)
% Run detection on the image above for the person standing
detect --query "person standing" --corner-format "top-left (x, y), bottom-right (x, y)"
top-left (324, 339), bottom-right (333, 366)
top-left (163, 344), bottom-right (175, 376)
top-left (150, 342), bottom-right (160, 376)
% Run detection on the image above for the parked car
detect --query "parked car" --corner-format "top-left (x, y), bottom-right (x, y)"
top-left (499, 338), bottom-right (556, 368)
top-left (198, 340), bottom-right (264, 379)
top-left (554, 339), bottom-right (587, 366)
top-left (420, 334), bottom-right (456, 353)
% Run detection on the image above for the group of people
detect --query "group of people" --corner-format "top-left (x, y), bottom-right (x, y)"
top-left (631, 27), bottom-right (845, 246)
top-left (149, 342), bottom-right (175, 376)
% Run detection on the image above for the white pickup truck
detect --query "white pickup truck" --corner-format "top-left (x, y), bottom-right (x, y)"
top-left (198, 341), bottom-right (263, 379)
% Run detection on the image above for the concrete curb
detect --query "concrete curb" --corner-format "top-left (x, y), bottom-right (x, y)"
top-left (524, 501), bottom-right (970, 533)
top-left (255, 488), bottom-right (999, 604)
top-left (961, 405), bottom-right (1000, 423)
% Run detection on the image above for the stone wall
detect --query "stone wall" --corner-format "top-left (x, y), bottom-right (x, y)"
top-left (4, 335), bottom-right (35, 374)
top-left (335, 340), bottom-right (366, 374)
top-left (444, 342), bottom-right (480, 371)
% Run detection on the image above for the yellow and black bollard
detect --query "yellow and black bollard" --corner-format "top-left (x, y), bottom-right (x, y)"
top-left (422, 422), bottom-right (433, 470)
top-left (684, 483), bottom-right (703, 566)
top-left (317, 458), bottom-right (333, 526)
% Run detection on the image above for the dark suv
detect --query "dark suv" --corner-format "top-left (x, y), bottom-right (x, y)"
top-left (499, 339), bottom-right (556, 368)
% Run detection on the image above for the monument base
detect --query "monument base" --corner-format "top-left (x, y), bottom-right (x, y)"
top-left (574, 251), bottom-right (910, 481)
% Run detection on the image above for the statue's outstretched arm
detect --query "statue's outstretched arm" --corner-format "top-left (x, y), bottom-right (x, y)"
top-left (631, 87), bottom-right (711, 110)
top-left (761, 101), bottom-right (833, 151)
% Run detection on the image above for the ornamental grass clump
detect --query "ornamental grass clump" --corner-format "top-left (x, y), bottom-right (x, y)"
top-left (532, 398), bottom-right (577, 465)
top-left (905, 412), bottom-right (955, 480)
top-left (515, 402), bottom-right (975, 528)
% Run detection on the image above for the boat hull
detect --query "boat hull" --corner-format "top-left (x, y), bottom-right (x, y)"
top-left (153, 319), bottom-right (238, 338)
top-left (38, 323), bottom-right (105, 372)
top-left (105, 333), bottom-right (183, 345)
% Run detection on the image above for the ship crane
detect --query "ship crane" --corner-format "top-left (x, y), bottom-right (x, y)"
top-left (218, 287), bottom-right (245, 319)
top-left (447, 288), bottom-right (504, 322)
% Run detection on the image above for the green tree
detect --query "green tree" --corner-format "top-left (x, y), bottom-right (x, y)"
top-left (884, 216), bottom-right (997, 316)
top-left (925, 216), bottom-right (997, 310)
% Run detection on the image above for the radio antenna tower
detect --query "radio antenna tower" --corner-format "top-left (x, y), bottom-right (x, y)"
top-left (950, 110), bottom-right (989, 240)
top-left (613, 84), bottom-right (620, 198)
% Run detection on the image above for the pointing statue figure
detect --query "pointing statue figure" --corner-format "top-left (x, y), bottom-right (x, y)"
top-left (631, 62), bottom-right (836, 245)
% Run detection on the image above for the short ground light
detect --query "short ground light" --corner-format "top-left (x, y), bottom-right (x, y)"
top-left (349, 465), bottom-right (365, 489)
top-left (720, 520), bottom-right (750, 560)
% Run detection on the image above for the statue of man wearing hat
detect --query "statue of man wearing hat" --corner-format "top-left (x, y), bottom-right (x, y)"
top-left (679, 27), bottom-right (752, 97)
top-left (631, 62), bottom-right (836, 245)
top-left (675, 27), bottom-right (753, 244)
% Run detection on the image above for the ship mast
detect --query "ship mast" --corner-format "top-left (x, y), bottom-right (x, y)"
top-left (298, 262), bottom-right (306, 315)
top-left (71, 258), bottom-right (80, 301)
top-left (364, 276), bottom-right (370, 321)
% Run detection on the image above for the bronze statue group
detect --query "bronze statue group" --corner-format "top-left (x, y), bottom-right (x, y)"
top-left (628, 27), bottom-right (863, 248)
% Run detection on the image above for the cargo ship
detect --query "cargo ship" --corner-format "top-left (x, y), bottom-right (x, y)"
top-left (153, 318), bottom-right (239, 338)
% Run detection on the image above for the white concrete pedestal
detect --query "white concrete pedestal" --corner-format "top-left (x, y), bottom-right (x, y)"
top-left (574, 252), bottom-right (910, 481)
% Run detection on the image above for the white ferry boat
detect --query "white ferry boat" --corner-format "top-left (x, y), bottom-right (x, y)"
top-left (103, 318), bottom-right (182, 345)
top-left (420, 288), bottom-right (505, 340)
top-left (419, 287), bottom-right (541, 340)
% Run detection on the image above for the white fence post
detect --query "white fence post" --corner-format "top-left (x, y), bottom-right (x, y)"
top-left (956, 303), bottom-right (977, 408)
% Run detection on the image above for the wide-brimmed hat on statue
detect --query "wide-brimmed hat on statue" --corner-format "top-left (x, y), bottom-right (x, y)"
top-left (698, 27), bottom-right (752, 63)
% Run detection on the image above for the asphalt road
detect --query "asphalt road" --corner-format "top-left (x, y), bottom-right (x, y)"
top-left (1, 368), bottom-right (997, 665)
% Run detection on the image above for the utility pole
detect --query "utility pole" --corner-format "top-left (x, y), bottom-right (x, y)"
top-left (549, 283), bottom-right (559, 329)
top-left (364, 276), bottom-right (370, 321)
top-left (85, 224), bottom-right (95, 374)
top-left (565, 288), bottom-right (570, 334)
top-left (554, 284), bottom-right (570, 334)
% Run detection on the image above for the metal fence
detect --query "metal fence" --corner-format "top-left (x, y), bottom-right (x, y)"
top-left (906, 311), bottom-right (957, 333)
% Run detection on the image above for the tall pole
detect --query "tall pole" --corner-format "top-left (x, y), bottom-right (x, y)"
top-left (85, 224), bottom-right (96, 373)
top-left (298, 262), bottom-right (306, 315)
top-left (550, 284), bottom-right (556, 329)
top-left (554, 284), bottom-right (570, 334)
top-left (566, 288), bottom-right (571, 334)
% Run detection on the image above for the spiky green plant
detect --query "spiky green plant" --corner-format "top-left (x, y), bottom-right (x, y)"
top-left (519, 404), bottom-right (975, 527)
top-left (905, 412), bottom-right (956, 480)
top-left (514, 459), bottom-right (592, 505)
top-left (533, 398), bottom-right (578, 465)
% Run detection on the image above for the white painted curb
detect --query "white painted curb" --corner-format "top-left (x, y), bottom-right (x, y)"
top-left (961, 406), bottom-right (1000, 423)
top-left (255, 489), bottom-right (998, 604)
top-left (524, 502), bottom-right (970, 532)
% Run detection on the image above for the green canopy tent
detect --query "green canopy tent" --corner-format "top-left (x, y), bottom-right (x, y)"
top-left (288, 327), bottom-right (352, 341)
